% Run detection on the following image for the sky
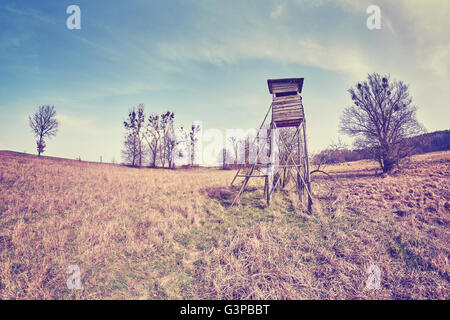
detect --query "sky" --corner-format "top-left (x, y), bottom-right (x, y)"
top-left (0, 0), bottom-right (449, 164)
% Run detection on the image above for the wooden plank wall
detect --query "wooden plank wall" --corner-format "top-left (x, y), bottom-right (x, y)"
top-left (272, 94), bottom-right (304, 126)
top-left (272, 82), bottom-right (298, 94)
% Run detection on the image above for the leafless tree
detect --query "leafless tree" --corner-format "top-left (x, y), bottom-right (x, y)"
top-left (278, 127), bottom-right (298, 162)
top-left (121, 134), bottom-right (139, 166)
top-left (144, 113), bottom-right (160, 167)
top-left (160, 111), bottom-right (175, 168)
top-left (221, 148), bottom-right (231, 170)
top-left (312, 138), bottom-right (349, 170)
top-left (340, 73), bottom-right (425, 173)
top-left (228, 135), bottom-right (245, 168)
top-left (28, 105), bottom-right (59, 156)
top-left (123, 104), bottom-right (146, 167)
top-left (190, 124), bottom-right (201, 166)
top-left (166, 131), bottom-right (179, 169)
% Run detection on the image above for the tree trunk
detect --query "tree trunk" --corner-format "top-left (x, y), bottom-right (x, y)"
top-left (382, 158), bottom-right (395, 173)
top-left (37, 135), bottom-right (43, 156)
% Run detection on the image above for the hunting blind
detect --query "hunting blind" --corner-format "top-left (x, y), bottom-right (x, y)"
top-left (231, 77), bottom-right (312, 210)
top-left (269, 78), bottom-right (304, 127)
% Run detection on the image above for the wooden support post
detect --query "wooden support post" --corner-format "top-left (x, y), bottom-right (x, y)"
top-left (230, 165), bottom-right (241, 186)
top-left (302, 121), bottom-right (312, 212)
top-left (263, 174), bottom-right (268, 198)
top-left (265, 175), bottom-right (271, 206)
top-left (297, 124), bottom-right (303, 203)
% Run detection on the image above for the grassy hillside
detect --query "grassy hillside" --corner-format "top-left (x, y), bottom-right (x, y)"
top-left (0, 150), bottom-right (448, 299)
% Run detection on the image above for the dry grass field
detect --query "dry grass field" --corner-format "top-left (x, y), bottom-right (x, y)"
top-left (0, 150), bottom-right (448, 299)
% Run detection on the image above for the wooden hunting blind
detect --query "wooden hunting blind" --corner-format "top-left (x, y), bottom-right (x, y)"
top-left (231, 77), bottom-right (312, 210)
top-left (268, 78), bottom-right (304, 128)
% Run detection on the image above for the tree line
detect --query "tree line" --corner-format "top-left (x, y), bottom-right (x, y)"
top-left (27, 73), bottom-right (437, 174)
top-left (122, 104), bottom-right (200, 168)
top-left (313, 130), bottom-right (450, 167)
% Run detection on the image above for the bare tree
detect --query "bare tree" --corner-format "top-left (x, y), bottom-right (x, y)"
top-left (189, 124), bottom-right (201, 166)
top-left (144, 113), bottom-right (160, 167)
top-left (166, 130), bottom-right (179, 169)
top-left (28, 105), bottom-right (59, 156)
top-left (160, 111), bottom-right (175, 167)
top-left (142, 110), bottom-right (181, 168)
top-left (228, 135), bottom-right (245, 168)
top-left (340, 73), bottom-right (425, 173)
top-left (121, 134), bottom-right (139, 166)
top-left (312, 138), bottom-right (349, 170)
top-left (123, 104), bottom-right (146, 167)
top-left (221, 148), bottom-right (230, 169)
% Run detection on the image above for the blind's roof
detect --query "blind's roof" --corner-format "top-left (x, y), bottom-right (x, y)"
top-left (267, 78), bottom-right (304, 94)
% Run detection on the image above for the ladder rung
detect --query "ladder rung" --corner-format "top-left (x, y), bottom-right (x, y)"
top-left (237, 175), bottom-right (267, 178)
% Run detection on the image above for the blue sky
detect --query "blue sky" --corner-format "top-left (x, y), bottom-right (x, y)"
top-left (1, 0), bottom-right (449, 163)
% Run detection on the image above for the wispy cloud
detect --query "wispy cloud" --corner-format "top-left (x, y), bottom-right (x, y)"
top-left (158, 33), bottom-right (371, 79)
top-left (425, 45), bottom-right (450, 80)
top-left (56, 113), bottom-right (94, 129)
top-left (35, 80), bottom-right (171, 106)
top-left (157, 0), bottom-right (448, 81)
top-left (1, 4), bottom-right (53, 24)
top-left (271, 4), bottom-right (285, 19)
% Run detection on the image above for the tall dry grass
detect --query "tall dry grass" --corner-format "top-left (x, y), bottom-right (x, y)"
top-left (0, 150), bottom-right (448, 299)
